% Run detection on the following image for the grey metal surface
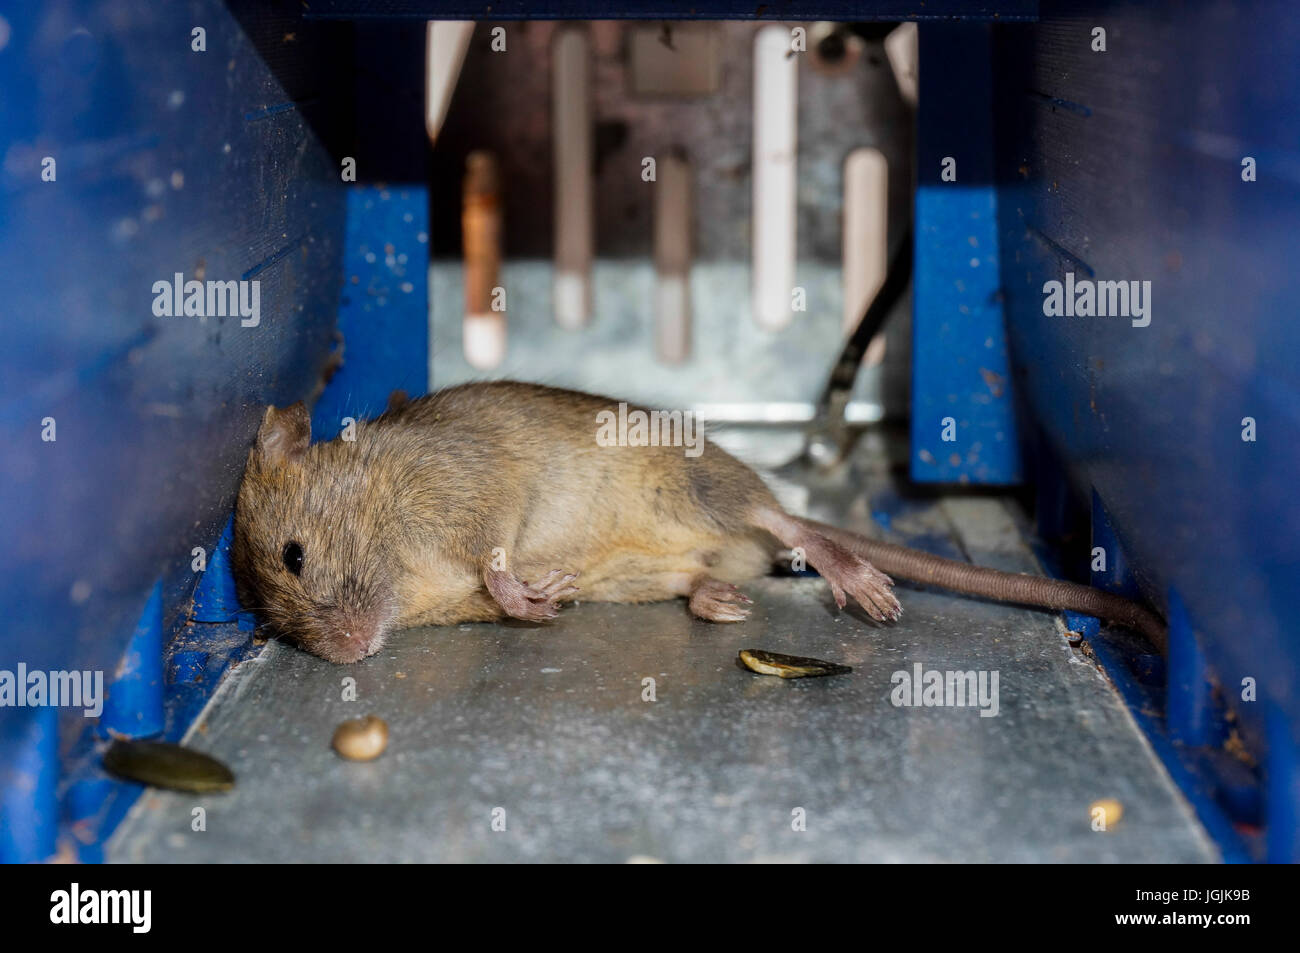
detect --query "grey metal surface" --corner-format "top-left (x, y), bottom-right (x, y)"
top-left (109, 429), bottom-right (1215, 862)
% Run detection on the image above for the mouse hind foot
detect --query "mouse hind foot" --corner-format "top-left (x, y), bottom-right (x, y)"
top-left (688, 576), bottom-right (754, 623)
top-left (749, 507), bottom-right (902, 623)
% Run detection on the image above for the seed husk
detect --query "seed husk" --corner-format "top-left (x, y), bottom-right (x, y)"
top-left (739, 649), bottom-right (852, 678)
top-left (103, 739), bottom-right (235, 793)
top-left (332, 715), bottom-right (388, 761)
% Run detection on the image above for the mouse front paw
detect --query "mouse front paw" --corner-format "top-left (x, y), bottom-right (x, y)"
top-left (485, 567), bottom-right (581, 622)
top-left (520, 569), bottom-right (581, 620)
top-left (689, 577), bottom-right (754, 623)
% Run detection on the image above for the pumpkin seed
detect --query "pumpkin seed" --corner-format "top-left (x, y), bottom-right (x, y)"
top-left (103, 739), bottom-right (235, 793)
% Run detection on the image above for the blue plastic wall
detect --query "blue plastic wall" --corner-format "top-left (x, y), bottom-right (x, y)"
top-left (0, 0), bottom-right (354, 860)
top-left (906, 3), bottom-right (1298, 860)
top-left (986, 1), bottom-right (1298, 858)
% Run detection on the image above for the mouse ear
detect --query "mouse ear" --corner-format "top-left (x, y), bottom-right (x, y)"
top-left (255, 402), bottom-right (311, 464)
top-left (386, 389), bottom-right (410, 413)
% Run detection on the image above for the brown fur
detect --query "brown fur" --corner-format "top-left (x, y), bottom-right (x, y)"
top-left (233, 382), bottom-right (793, 662)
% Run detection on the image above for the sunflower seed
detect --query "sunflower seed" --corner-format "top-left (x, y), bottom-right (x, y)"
top-left (739, 649), bottom-right (852, 678)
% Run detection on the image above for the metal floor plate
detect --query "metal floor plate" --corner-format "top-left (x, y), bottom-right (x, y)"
top-left (109, 432), bottom-right (1216, 863)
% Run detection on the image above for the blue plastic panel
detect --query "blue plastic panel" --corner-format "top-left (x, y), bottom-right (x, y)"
top-left (313, 20), bottom-right (430, 437)
top-left (0, 0), bottom-right (350, 860)
top-left (911, 24), bottom-right (1022, 484)
top-left (0, 0), bottom-right (348, 672)
top-left (312, 188), bottom-right (431, 438)
top-left (991, 1), bottom-right (1300, 857)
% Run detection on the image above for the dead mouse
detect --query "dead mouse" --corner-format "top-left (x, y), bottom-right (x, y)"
top-left (231, 381), bottom-right (1165, 663)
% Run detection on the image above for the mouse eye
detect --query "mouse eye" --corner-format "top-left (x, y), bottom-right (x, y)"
top-left (282, 541), bottom-right (304, 575)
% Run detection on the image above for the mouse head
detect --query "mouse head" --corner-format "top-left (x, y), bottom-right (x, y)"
top-left (232, 403), bottom-right (398, 663)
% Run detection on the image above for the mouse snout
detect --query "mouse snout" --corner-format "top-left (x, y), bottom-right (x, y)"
top-left (307, 601), bottom-right (395, 664)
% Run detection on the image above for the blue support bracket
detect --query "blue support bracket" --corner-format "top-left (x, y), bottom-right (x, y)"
top-left (911, 24), bottom-right (1021, 485)
top-left (312, 186), bottom-right (430, 442)
top-left (0, 705), bottom-right (60, 863)
top-left (1089, 490), bottom-right (1142, 601)
top-left (192, 515), bottom-right (256, 630)
top-left (100, 580), bottom-right (165, 739)
top-left (1061, 611), bottom-right (1100, 641)
top-left (1166, 590), bottom-right (1215, 747)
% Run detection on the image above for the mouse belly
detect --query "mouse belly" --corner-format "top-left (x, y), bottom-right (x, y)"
top-left (391, 534), bottom-right (773, 628)
top-left (516, 533), bottom-right (775, 605)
